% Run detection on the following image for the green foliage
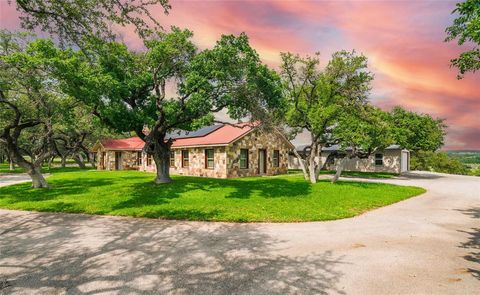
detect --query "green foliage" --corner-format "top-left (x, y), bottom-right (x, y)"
top-left (12, 0), bottom-right (171, 46)
top-left (46, 28), bottom-right (283, 183)
top-left (448, 150), bottom-right (480, 163)
top-left (0, 31), bottom-right (114, 185)
top-left (445, 0), bottom-right (480, 77)
top-left (282, 50), bottom-right (373, 138)
top-left (468, 165), bottom-right (480, 176)
top-left (0, 170), bottom-right (425, 222)
top-left (448, 151), bottom-right (480, 176)
top-left (389, 106), bottom-right (446, 152)
top-left (0, 32), bottom-right (68, 166)
top-left (411, 151), bottom-right (468, 174)
top-left (281, 50), bottom-right (379, 182)
top-left (54, 29), bottom-right (282, 134)
top-left (333, 105), bottom-right (393, 154)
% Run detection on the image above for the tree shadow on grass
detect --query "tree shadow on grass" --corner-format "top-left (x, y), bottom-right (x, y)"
top-left (109, 175), bottom-right (312, 215)
top-left (109, 177), bottom-right (225, 211)
top-left (140, 208), bottom-right (223, 220)
top-left (0, 212), bottom-right (346, 294)
top-left (0, 178), bottom-right (117, 203)
top-left (457, 207), bottom-right (480, 280)
top-left (223, 177), bottom-right (311, 199)
top-left (323, 179), bottom-right (393, 189)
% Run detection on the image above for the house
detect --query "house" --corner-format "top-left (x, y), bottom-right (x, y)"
top-left (92, 123), bottom-right (294, 178)
top-left (289, 144), bottom-right (410, 174)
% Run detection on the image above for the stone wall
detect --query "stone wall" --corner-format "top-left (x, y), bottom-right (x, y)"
top-left (96, 149), bottom-right (141, 171)
top-left (226, 129), bottom-right (291, 178)
top-left (95, 129), bottom-right (293, 179)
top-left (170, 147), bottom-right (227, 178)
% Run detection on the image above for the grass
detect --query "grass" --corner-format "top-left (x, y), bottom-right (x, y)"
top-left (289, 169), bottom-right (398, 179)
top-left (0, 169), bottom-right (425, 222)
top-left (319, 170), bottom-right (399, 179)
top-left (0, 163), bottom-right (25, 173)
top-left (0, 163), bottom-right (87, 174)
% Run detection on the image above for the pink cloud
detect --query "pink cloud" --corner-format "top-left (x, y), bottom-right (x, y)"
top-left (1, 0), bottom-right (478, 149)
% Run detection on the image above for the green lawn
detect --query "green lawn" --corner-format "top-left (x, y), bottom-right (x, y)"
top-left (319, 170), bottom-right (399, 179)
top-left (0, 163), bottom-right (87, 174)
top-left (0, 163), bottom-right (25, 173)
top-left (289, 169), bottom-right (398, 179)
top-left (0, 169), bottom-right (425, 222)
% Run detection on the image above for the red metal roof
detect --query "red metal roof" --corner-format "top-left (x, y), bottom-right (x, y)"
top-left (100, 137), bottom-right (145, 150)
top-left (99, 123), bottom-right (255, 150)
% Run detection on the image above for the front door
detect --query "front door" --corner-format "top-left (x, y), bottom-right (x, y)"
top-left (258, 149), bottom-right (267, 175)
top-left (101, 152), bottom-right (106, 169)
top-left (115, 152), bottom-right (121, 170)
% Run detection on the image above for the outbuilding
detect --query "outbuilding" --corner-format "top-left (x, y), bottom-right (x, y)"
top-left (289, 144), bottom-right (410, 174)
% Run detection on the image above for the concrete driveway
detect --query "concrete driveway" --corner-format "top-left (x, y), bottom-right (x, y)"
top-left (0, 172), bottom-right (478, 294)
top-left (0, 174), bottom-right (34, 188)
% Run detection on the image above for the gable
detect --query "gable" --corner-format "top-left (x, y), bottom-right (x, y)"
top-left (228, 127), bottom-right (294, 150)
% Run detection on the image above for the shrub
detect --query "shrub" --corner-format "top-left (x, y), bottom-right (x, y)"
top-left (411, 151), bottom-right (468, 175)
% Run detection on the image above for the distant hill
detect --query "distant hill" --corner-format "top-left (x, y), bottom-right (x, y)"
top-left (447, 150), bottom-right (480, 153)
top-left (448, 151), bottom-right (480, 164)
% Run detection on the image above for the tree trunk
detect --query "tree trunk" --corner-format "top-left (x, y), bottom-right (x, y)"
top-left (28, 167), bottom-right (48, 188)
top-left (73, 153), bottom-right (86, 169)
top-left (314, 145), bottom-right (323, 180)
top-left (331, 157), bottom-right (348, 183)
top-left (48, 156), bottom-right (54, 169)
top-left (61, 155), bottom-right (66, 168)
top-left (89, 156), bottom-right (96, 169)
top-left (9, 159), bottom-right (14, 171)
top-left (87, 152), bottom-right (96, 169)
top-left (292, 149), bottom-right (308, 181)
top-left (153, 146), bottom-right (172, 184)
top-left (308, 144), bottom-right (317, 183)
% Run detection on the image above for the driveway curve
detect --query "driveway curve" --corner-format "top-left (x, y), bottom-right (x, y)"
top-left (0, 174), bottom-right (34, 188)
top-left (0, 171), bottom-right (478, 294)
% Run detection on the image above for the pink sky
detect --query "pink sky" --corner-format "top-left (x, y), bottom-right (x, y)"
top-left (1, 0), bottom-right (479, 149)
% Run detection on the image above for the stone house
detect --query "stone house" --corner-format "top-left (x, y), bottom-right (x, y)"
top-left (92, 123), bottom-right (294, 178)
top-left (288, 144), bottom-right (410, 174)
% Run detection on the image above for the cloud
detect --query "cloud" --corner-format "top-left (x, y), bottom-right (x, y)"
top-left (1, 0), bottom-right (478, 149)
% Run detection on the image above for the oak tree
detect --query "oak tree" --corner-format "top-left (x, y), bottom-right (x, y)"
top-left (281, 51), bottom-right (373, 183)
top-left (54, 28), bottom-right (283, 184)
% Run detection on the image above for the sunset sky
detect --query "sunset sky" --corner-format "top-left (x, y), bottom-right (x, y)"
top-left (1, 0), bottom-right (479, 150)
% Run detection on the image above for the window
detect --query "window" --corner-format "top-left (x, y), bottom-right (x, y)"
top-left (182, 150), bottom-right (189, 167)
top-left (205, 149), bottom-right (214, 169)
top-left (273, 150), bottom-right (280, 167)
top-left (375, 153), bottom-right (383, 166)
top-left (239, 149), bottom-right (249, 169)
top-left (136, 152), bottom-right (142, 166)
top-left (146, 154), bottom-right (152, 166)
top-left (326, 155), bottom-right (335, 165)
top-left (170, 151), bottom-right (175, 167)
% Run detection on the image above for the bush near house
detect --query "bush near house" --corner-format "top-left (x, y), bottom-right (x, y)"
top-left (0, 170), bottom-right (425, 222)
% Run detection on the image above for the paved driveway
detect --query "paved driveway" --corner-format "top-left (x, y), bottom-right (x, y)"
top-left (0, 174), bottom-right (34, 188)
top-left (0, 172), bottom-right (478, 294)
